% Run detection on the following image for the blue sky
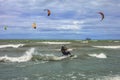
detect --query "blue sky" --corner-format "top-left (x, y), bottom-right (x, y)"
top-left (0, 0), bottom-right (120, 40)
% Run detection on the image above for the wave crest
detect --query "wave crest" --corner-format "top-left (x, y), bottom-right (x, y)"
top-left (0, 48), bottom-right (77, 63)
top-left (32, 54), bottom-right (74, 61)
top-left (93, 46), bottom-right (120, 49)
top-left (0, 48), bottom-right (34, 62)
top-left (88, 53), bottom-right (107, 59)
top-left (37, 42), bottom-right (71, 44)
top-left (0, 44), bottom-right (25, 49)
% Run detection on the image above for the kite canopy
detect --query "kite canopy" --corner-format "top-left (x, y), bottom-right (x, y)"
top-left (98, 12), bottom-right (104, 21)
top-left (44, 9), bottom-right (51, 16)
top-left (4, 26), bottom-right (7, 30)
top-left (32, 23), bottom-right (36, 29)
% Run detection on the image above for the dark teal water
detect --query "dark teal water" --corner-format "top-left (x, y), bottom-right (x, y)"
top-left (0, 40), bottom-right (120, 80)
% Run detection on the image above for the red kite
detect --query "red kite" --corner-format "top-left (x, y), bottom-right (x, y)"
top-left (98, 12), bottom-right (104, 21)
top-left (44, 9), bottom-right (51, 16)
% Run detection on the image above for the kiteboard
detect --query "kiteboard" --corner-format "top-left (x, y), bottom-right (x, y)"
top-left (53, 55), bottom-right (77, 60)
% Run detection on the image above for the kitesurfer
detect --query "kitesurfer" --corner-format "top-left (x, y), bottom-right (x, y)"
top-left (61, 45), bottom-right (72, 56)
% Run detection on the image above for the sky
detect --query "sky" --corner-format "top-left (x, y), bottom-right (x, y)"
top-left (0, 0), bottom-right (120, 40)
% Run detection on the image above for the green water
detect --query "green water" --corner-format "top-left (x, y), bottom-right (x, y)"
top-left (0, 40), bottom-right (120, 80)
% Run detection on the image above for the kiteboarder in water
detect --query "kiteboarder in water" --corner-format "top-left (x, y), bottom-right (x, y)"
top-left (61, 45), bottom-right (72, 56)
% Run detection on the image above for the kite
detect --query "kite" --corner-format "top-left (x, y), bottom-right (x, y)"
top-left (4, 26), bottom-right (7, 30)
top-left (98, 12), bottom-right (104, 21)
top-left (44, 9), bottom-right (51, 16)
top-left (32, 23), bottom-right (36, 29)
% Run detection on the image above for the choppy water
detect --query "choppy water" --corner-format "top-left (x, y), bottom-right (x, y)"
top-left (0, 40), bottom-right (120, 80)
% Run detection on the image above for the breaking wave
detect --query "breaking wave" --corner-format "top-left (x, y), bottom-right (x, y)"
top-left (32, 54), bottom-right (77, 61)
top-left (91, 75), bottom-right (120, 80)
top-left (88, 53), bottom-right (107, 59)
top-left (37, 42), bottom-right (71, 44)
top-left (93, 46), bottom-right (120, 49)
top-left (0, 44), bottom-right (25, 49)
top-left (0, 48), bottom-right (34, 62)
top-left (0, 48), bottom-right (77, 63)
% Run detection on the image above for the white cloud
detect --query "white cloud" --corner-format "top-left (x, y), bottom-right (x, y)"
top-left (0, 0), bottom-right (120, 39)
top-left (56, 25), bottom-right (79, 30)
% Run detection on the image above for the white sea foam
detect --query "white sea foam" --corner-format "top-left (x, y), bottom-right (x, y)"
top-left (114, 41), bottom-right (120, 43)
top-left (81, 41), bottom-right (89, 43)
top-left (54, 48), bottom-right (74, 51)
top-left (0, 44), bottom-right (24, 48)
top-left (93, 46), bottom-right (120, 49)
top-left (93, 75), bottom-right (120, 80)
top-left (37, 42), bottom-right (71, 44)
top-left (32, 53), bottom-right (77, 61)
top-left (0, 48), bottom-right (76, 62)
top-left (37, 54), bottom-right (69, 61)
top-left (0, 48), bottom-right (35, 62)
top-left (89, 53), bottom-right (107, 59)
top-left (102, 75), bottom-right (120, 80)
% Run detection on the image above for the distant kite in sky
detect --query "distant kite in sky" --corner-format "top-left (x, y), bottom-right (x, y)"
top-left (32, 23), bottom-right (36, 29)
top-left (44, 9), bottom-right (51, 16)
top-left (98, 12), bottom-right (104, 21)
top-left (4, 26), bottom-right (7, 30)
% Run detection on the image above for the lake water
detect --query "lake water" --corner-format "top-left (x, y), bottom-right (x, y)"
top-left (0, 40), bottom-right (120, 80)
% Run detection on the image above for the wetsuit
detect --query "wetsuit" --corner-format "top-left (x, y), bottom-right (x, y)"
top-left (61, 46), bottom-right (71, 56)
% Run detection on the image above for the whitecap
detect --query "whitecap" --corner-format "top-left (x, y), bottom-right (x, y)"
top-left (54, 48), bottom-right (74, 51)
top-left (71, 76), bottom-right (77, 79)
top-left (0, 44), bottom-right (25, 48)
top-left (94, 75), bottom-right (120, 80)
top-left (89, 53), bottom-right (107, 59)
top-left (93, 46), bottom-right (120, 49)
top-left (0, 48), bottom-right (35, 62)
top-left (37, 42), bottom-right (71, 44)
top-left (114, 41), bottom-right (119, 43)
top-left (32, 53), bottom-right (77, 61)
